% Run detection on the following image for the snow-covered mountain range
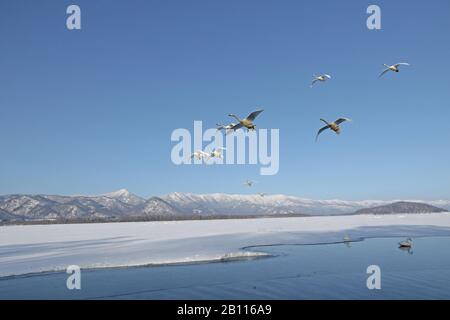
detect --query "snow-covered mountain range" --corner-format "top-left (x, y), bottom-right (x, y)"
top-left (0, 189), bottom-right (449, 222)
top-left (0, 189), bottom-right (145, 221)
top-left (157, 193), bottom-right (450, 216)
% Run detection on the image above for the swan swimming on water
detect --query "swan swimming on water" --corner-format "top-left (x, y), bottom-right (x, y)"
top-left (398, 238), bottom-right (412, 248)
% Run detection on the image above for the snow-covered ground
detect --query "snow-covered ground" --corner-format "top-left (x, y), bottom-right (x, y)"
top-left (1, 213), bottom-right (450, 277)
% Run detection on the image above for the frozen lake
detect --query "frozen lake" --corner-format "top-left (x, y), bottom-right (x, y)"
top-left (1, 236), bottom-right (450, 299)
top-left (2, 213), bottom-right (450, 277)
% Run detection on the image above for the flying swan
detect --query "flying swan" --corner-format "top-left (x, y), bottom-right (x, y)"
top-left (379, 62), bottom-right (410, 78)
top-left (316, 118), bottom-right (352, 141)
top-left (228, 110), bottom-right (264, 131)
top-left (310, 74), bottom-right (331, 87)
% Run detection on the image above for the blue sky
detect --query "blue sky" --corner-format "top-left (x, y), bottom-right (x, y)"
top-left (1, 0), bottom-right (449, 200)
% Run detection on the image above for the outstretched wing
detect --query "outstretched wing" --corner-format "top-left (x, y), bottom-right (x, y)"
top-left (244, 180), bottom-right (257, 186)
top-left (246, 109), bottom-right (264, 121)
top-left (378, 68), bottom-right (390, 78)
top-left (310, 78), bottom-right (319, 87)
top-left (316, 125), bottom-right (330, 141)
top-left (395, 62), bottom-right (410, 67)
top-left (323, 74), bottom-right (331, 79)
top-left (190, 152), bottom-right (203, 160)
top-left (230, 123), bottom-right (243, 131)
top-left (200, 151), bottom-right (211, 162)
top-left (335, 118), bottom-right (352, 125)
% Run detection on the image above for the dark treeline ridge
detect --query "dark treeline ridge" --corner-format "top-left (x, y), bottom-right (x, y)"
top-left (0, 213), bottom-right (311, 226)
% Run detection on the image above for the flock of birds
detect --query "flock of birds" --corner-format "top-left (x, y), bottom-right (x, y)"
top-left (190, 60), bottom-right (411, 195)
top-left (318, 62), bottom-right (411, 250)
top-left (189, 62), bottom-right (413, 250)
top-left (311, 62), bottom-right (410, 139)
top-left (190, 147), bottom-right (226, 163)
top-left (188, 60), bottom-right (412, 228)
top-left (191, 61), bottom-right (411, 162)
top-left (190, 109), bottom-right (265, 163)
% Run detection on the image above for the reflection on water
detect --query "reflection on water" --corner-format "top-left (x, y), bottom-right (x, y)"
top-left (0, 236), bottom-right (449, 300)
top-left (398, 246), bottom-right (414, 255)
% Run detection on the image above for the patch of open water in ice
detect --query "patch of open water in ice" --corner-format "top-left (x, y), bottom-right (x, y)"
top-left (1, 236), bottom-right (449, 299)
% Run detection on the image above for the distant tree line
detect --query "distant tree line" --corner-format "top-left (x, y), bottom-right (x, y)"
top-left (0, 213), bottom-right (310, 226)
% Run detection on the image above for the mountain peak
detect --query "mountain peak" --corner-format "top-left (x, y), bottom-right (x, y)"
top-left (104, 189), bottom-right (130, 197)
top-left (102, 189), bottom-right (145, 206)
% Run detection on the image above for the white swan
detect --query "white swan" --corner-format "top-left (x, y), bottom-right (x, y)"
top-left (310, 74), bottom-right (331, 87)
top-left (379, 62), bottom-right (410, 78)
top-left (209, 147), bottom-right (226, 160)
top-left (398, 237), bottom-right (412, 248)
top-left (190, 150), bottom-right (209, 162)
top-left (216, 123), bottom-right (236, 134)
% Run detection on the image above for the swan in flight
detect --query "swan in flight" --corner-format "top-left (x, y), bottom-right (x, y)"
top-left (228, 110), bottom-right (264, 131)
top-left (216, 123), bottom-right (236, 134)
top-left (310, 74), bottom-right (331, 88)
top-left (244, 180), bottom-right (256, 187)
top-left (379, 62), bottom-right (410, 78)
top-left (398, 238), bottom-right (412, 248)
top-left (190, 150), bottom-right (209, 162)
top-left (208, 147), bottom-right (226, 160)
top-left (316, 118), bottom-right (352, 141)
